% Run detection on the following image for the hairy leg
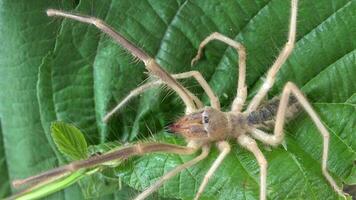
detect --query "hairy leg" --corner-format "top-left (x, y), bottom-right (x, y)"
top-left (102, 78), bottom-right (203, 122)
top-left (12, 143), bottom-right (197, 188)
top-left (251, 82), bottom-right (345, 197)
top-left (103, 81), bottom-right (162, 122)
top-left (172, 71), bottom-right (220, 109)
top-left (47, 9), bottom-right (197, 113)
top-left (135, 145), bottom-right (210, 200)
top-left (193, 141), bottom-right (230, 200)
top-left (237, 135), bottom-right (267, 200)
top-left (248, 127), bottom-right (281, 146)
top-left (191, 32), bottom-right (247, 112)
top-left (103, 69), bottom-right (222, 122)
top-left (247, 0), bottom-right (298, 112)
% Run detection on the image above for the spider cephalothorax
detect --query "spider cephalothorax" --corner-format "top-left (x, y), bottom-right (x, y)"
top-left (169, 107), bottom-right (232, 141)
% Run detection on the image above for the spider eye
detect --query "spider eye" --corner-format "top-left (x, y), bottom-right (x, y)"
top-left (203, 115), bottom-right (209, 124)
top-left (202, 111), bottom-right (210, 132)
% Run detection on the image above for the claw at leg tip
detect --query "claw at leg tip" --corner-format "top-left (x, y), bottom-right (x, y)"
top-left (11, 180), bottom-right (22, 188)
top-left (46, 9), bottom-right (57, 16)
top-left (190, 55), bottom-right (200, 67)
top-left (102, 116), bottom-right (109, 123)
top-left (191, 59), bottom-right (196, 67)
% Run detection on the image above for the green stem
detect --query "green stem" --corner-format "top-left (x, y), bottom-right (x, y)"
top-left (11, 170), bottom-right (86, 200)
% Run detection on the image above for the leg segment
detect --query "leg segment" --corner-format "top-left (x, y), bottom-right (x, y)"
top-left (103, 70), bottom-right (220, 122)
top-left (102, 76), bottom-right (204, 122)
top-left (47, 9), bottom-right (197, 113)
top-left (103, 81), bottom-right (162, 123)
top-left (237, 135), bottom-right (267, 200)
top-left (252, 82), bottom-right (345, 197)
top-left (247, 0), bottom-right (298, 112)
top-left (172, 71), bottom-right (220, 110)
top-left (134, 145), bottom-right (210, 200)
top-left (249, 127), bottom-right (281, 146)
top-left (193, 141), bottom-right (231, 200)
top-left (12, 143), bottom-right (197, 188)
top-left (191, 32), bottom-right (247, 112)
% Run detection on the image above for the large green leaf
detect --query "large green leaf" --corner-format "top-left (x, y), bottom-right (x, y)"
top-left (1, 0), bottom-right (355, 199)
top-left (0, 0), bottom-right (83, 199)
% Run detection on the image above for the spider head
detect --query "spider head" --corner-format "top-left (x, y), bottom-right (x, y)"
top-left (169, 107), bottom-right (230, 141)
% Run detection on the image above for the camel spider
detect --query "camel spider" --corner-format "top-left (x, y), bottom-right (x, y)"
top-left (10, 0), bottom-right (348, 199)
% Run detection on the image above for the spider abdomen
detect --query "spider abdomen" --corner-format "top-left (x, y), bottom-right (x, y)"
top-left (246, 96), bottom-right (298, 125)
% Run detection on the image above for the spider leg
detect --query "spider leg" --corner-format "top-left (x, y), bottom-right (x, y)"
top-left (102, 77), bottom-right (204, 122)
top-left (103, 81), bottom-right (162, 122)
top-left (253, 82), bottom-right (345, 197)
top-left (191, 32), bottom-right (247, 112)
top-left (12, 143), bottom-right (197, 189)
top-left (135, 145), bottom-right (210, 200)
top-left (172, 71), bottom-right (220, 110)
top-left (237, 134), bottom-right (267, 200)
top-left (103, 69), bottom-right (221, 122)
top-left (247, 0), bottom-right (298, 112)
top-left (46, 9), bottom-right (198, 113)
top-left (248, 127), bottom-right (281, 146)
top-left (193, 141), bottom-right (231, 200)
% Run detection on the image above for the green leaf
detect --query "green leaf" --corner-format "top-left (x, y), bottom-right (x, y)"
top-left (0, 121), bottom-right (11, 198)
top-left (51, 122), bottom-right (89, 161)
top-left (0, 0), bottom-right (84, 199)
top-left (2, 0), bottom-right (355, 199)
top-left (345, 167), bottom-right (356, 185)
top-left (96, 0), bottom-right (354, 199)
top-left (36, 0), bottom-right (117, 144)
top-left (346, 93), bottom-right (356, 105)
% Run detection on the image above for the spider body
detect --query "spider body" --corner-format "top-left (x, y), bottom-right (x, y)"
top-left (170, 107), bottom-right (245, 141)
top-left (170, 95), bottom-right (300, 144)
